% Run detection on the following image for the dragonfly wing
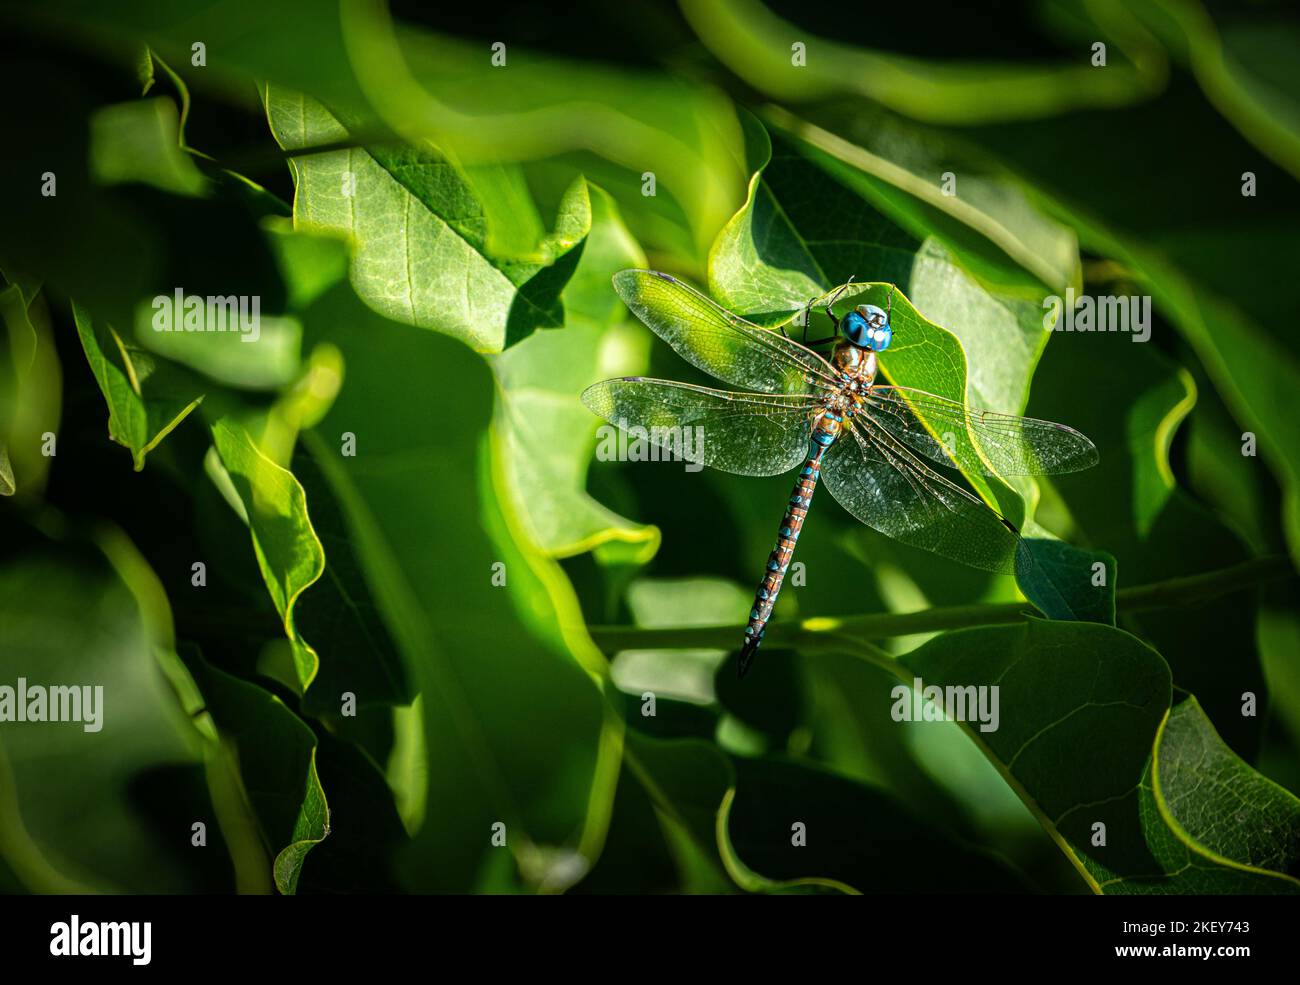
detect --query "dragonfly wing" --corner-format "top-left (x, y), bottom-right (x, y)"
top-left (863, 385), bottom-right (1099, 476)
top-left (613, 269), bottom-right (838, 396)
top-left (822, 416), bottom-right (1023, 573)
top-left (582, 378), bottom-right (816, 477)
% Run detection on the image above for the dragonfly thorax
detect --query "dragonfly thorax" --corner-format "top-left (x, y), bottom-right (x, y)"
top-left (832, 340), bottom-right (878, 384)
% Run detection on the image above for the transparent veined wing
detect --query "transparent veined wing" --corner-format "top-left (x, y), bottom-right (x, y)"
top-left (613, 269), bottom-right (839, 396)
top-left (822, 415), bottom-right (1024, 573)
top-left (582, 378), bottom-right (817, 477)
top-left (862, 385), bottom-right (1099, 477)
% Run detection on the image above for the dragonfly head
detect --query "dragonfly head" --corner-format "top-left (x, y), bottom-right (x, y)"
top-left (842, 305), bottom-right (892, 351)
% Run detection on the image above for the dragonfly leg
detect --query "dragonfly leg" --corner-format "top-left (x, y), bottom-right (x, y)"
top-left (799, 299), bottom-right (816, 345)
top-left (823, 275), bottom-right (855, 316)
top-left (800, 299), bottom-right (840, 345)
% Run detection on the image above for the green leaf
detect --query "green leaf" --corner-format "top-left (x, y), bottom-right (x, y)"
top-left (576, 745), bottom-right (729, 894)
top-left (615, 575), bottom-right (752, 709)
top-left (208, 416), bottom-right (325, 693)
top-left (1151, 694), bottom-right (1300, 880)
top-left (284, 443), bottom-right (410, 716)
top-left (264, 87), bottom-right (591, 352)
top-left (23, 0), bottom-right (749, 267)
top-left (136, 304), bottom-right (302, 392)
top-left (723, 756), bottom-right (1026, 893)
top-left (917, 66), bottom-right (1300, 568)
top-left (1030, 326), bottom-right (1265, 756)
top-left (178, 647), bottom-right (329, 895)
top-left (1017, 539), bottom-right (1117, 624)
top-left (624, 732), bottom-right (1024, 893)
top-left (0, 280), bottom-right (60, 497)
top-left (73, 300), bottom-right (204, 470)
top-left (263, 220), bottom-right (350, 312)
top-left (88, 97), bottom-right (206, 197)
top-left (491, 184), bottom-right (660, 558)
top-left (762, 107), bottom-right (1082, 297)
top-left (901, 619), bottom-right (1166, 894)
top-left (287, 732), bottom-right (409, 892)
top-left (621, 733), bottom-right (734, 884)
top-left (293, 278), bottom-right (618, 891)
top-left (801, 648), bottom-right (1036, 858)
top-left (900, 619), bottom-right (1299, 892)
top-left (135, 44), bottom-right (154, 95)
top-left (712, 123), bottom-right (1056, 420)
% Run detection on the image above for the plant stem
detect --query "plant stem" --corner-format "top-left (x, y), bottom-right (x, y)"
top-left (1112, 555), bottom-right (1291, 611)
top-left (586, 555), bottom-right (1295, 655)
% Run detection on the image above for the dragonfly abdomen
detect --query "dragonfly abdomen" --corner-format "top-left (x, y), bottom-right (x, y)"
top-left (737, 412), bottom-right (841, 677)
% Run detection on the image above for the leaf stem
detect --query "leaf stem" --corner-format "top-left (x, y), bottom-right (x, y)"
top-left (1115, 555), bottom-right (1294, 612)
top-left (586, 555), bottom-right (1295, 655)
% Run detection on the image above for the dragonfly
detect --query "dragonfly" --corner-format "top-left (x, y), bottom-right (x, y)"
top-left (583, 270), bottom-right (1099, 677)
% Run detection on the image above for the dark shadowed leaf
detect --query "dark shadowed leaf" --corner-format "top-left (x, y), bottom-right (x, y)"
top-left (901, 620), bottom-right (1299, 893)
top-left (1017, 539), bottom-right (1117, 624)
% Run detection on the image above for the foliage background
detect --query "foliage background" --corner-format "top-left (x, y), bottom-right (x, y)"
top-left (0, 0), bottom-right (1298, 894)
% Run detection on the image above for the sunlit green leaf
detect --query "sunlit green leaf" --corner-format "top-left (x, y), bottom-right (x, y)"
top-left (88, 97), bottom-right (207, 197)
top-left (265, 87), bottom-right (591, 352)
top-left (208, 416), bottom-right (325, 692)
top-left (73, 300), bottom-right (203, 471)
top-left (0, 280), bottom-right (60, 497)
top-left (491, 184), bottom-right (659, 558)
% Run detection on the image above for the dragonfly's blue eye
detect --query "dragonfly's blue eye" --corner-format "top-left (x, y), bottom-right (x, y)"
top-left (841, 311), bottom-right (871, 347)
top-left (842, 305), bottom-right (891, 351)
